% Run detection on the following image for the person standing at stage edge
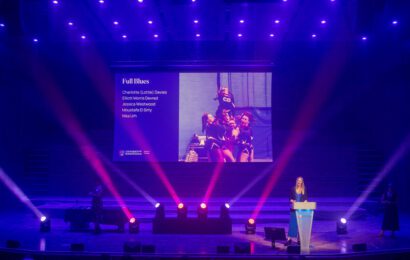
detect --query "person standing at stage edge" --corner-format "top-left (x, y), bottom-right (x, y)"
top-left (379, 182), bottom-right (399, 237)
top-left (286, 176), bottom-right (308, 245)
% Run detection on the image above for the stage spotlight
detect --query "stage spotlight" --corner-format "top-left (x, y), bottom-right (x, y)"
top-left (129, 217), bottom-right (139, 233)
top-left (0, 23), bottom-right (5, 28)
top-left (245, 218), bottom-right (256, 234)
top-left (52, 0), bottom-right (59, 5)
top-left (155, 203), bottom-right (165, 219)
top-left (239, 19), bottom-right (245, 24)
top-left (274, 19), bottom-right (280, 24)
top-left (33, 38), bottom-right (39, 43)
top-left (220, 203), bottom-right (230, 219)
top-left (361, 36), bottom-right (368, 41)
top-left (392, 20), bottom-right (398, 25)
top-left (138, 0), bottom-right (144, 3)
top-left (194, 19), bottom-right (199, 24)
top-left (337, 218), bottom-right (347, 234)
top-left (237, 33), bottom-right (243, 38)
top-left (197, 203), bottom-right (208, 219)
top-left (177, 203), bottom-right (187, 219)
top-left (40, 216), bottom-right (51, 232)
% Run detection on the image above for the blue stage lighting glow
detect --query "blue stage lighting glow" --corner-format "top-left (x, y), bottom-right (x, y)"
top-left (311, 34), bottom-right (317, 38)
top-left (99, 0), bottom-right (104, 4)
top-left (274, 19), bottom-right (280, 24)
top-left (0, 23), bottom-right (5, 27)
top-left (239, 19), bottom-right (245, 24)
top-left (153, 34), bottom-right (158, 38)
top-left (340, 218), bottom-right (347, 224)
top-left (122, 34), bottom-right (127, 39)
top-left (40, 216), bottom-right (47, 222)
top-left (269, 33), bottom-right (275, 38)
top-left (224, 203), bottom-right (230, 209)
top-left (148, 20), bottom-right (153, 24)
top-left (195, 33), bottom-right (200, 37)
top-left (361, 36), bottom-right (367, 41)
top-left (155, 203), bottom-right (161, 208)
top-left (81, 35), bottom-right (86, 39)
top-left (138, 0), bottom-right (144, 3)
top-left (321, 20), bottom-right (327, 24)
top-left (392, 20), bottom-right (398, 25)
top-left (237, 33), bottom-right (243, 37)
top-left (33, 38), bottom-right (39, 43)
top-left (67, 21), bottom-right (74, 26)
top-left (113, 21), bottom-right (119, 26)
top-left (194, 19), bottom-right (199, 24)
top-left (52, 0), bottom-right (59, 5)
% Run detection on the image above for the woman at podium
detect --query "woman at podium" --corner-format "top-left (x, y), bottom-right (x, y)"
top-left (286, 176), bottom-right (308, 245)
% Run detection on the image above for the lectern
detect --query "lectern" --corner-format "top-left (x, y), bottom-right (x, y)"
top-left (292, 202), bottom-right (316, 252)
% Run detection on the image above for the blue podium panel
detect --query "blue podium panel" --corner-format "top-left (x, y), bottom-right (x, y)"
top-left (293, 202), bottom-right (316, 253)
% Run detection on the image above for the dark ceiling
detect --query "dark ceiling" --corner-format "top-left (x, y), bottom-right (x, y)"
top-left (0, 0), bottom-right (409, 43)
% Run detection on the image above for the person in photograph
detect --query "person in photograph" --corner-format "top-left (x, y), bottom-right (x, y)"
top-left (287, 176), bottom-right (308, 245)
top-left (201, 113), bottom-right (225, 162)
top-left (237, 112), bottom-right (254, 162)
top-left (215, 87), bottom-right (235, 117)
top-left (214, 108), bottom-right (236, 162)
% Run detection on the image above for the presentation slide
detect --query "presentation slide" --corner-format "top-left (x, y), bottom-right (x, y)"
top-left (113, 71), bottom-right (272, 162)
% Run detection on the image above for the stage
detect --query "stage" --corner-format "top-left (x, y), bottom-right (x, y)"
top-left (1, 198), bottom-right (409, 259)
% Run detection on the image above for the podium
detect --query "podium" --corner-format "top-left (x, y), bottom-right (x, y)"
top-left (292, 202), bottom-right (316, 252)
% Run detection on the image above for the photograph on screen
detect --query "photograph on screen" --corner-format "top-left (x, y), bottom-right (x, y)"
top-left (179, 72), bottom-right (272, 162)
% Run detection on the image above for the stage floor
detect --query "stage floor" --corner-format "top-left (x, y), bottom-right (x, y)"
top-left (0, 209), bottom-right (409, 258)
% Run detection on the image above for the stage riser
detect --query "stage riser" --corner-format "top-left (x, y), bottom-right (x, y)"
top-left (34, 198), bottom-right (368, 224)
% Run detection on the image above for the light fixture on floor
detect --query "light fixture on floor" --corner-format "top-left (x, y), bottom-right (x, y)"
top-left (177, 203), bottom-right (187, 219)
top-left (129, 217), bottom-right (139, 233)
top-left (197, 203), bottom-right (208, 219)
top-left (245, 218), bottom-right (256, 234)
top-left (220, 203), bottom-right (230, 219)
top-left (337, 218), bottom-right (347, 234)
top-left (40, 216), bottom-right (51, 232)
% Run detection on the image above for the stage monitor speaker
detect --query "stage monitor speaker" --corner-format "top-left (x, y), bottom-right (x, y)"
top-left (234, 242), bottom-right (250, 254)
top-left (352, 243), bottom-right (367, 252)
top-left (264, 227), bottom-right (286, 241)
top-left (123, 241), bottom-right (141, 253)
top-left (141, 244), bottom-right (156, 253)
top-left (6, 240), bottom-right (20, 249)
top-left (216, 245), bottom-right (230, 254)
top-left (70, 243), bottom-right (85, 252)
top-left (287, 245), bottom-right (300, 254)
